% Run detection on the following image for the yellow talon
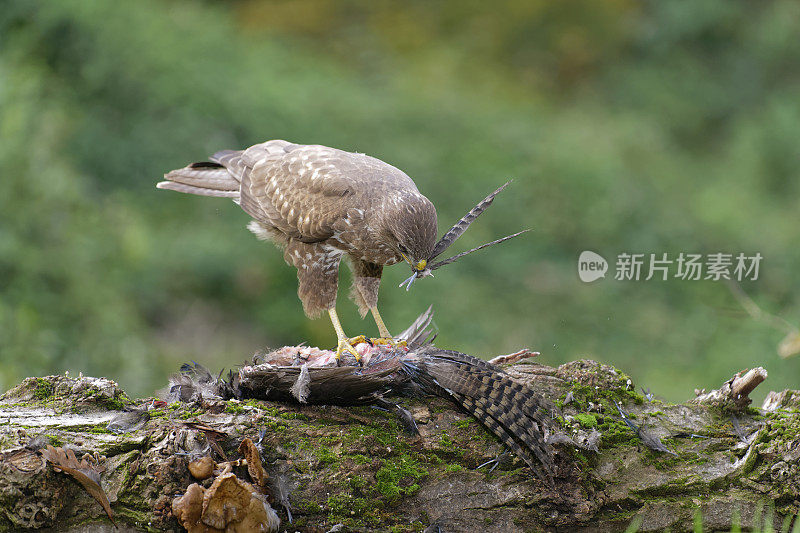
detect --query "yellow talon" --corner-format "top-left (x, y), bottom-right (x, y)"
top-left (335, 337), bottom-right (362, 362)
top-left (328, 308), bottom-right (365, 362)
top-left (347, 335), bottom-right (369, 346)
top-left (366, 307), bottom-right (407, 350)
top-left (371, 337), bottom-right (407, 349)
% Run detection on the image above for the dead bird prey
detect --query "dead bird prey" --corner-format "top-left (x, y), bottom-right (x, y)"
top-left (158, 140), bottom-right (525, 360)
top-left (165, 307), bottom-right (556, 481)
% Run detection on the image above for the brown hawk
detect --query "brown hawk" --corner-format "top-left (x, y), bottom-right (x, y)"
top-left (158, 140), bottom-right (523, 360)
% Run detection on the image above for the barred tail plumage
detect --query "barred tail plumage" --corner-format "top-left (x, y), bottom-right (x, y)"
top-left (403, 349), bottom-right (555, 482)
top-left (429, 181), bottom-right (510, 260)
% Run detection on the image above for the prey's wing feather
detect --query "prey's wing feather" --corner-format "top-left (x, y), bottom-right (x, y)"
top-left (429, 181), bottom-right (510, 260)
top-left (396, 305), bottom-right (437, 350)
top-left (428, 230), bottom-right (529, 270)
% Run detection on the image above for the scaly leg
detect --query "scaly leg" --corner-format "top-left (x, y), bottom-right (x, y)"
top-left (369, 307), bottom-right (407, 348)
top-left (328, 308), bottom-right (363, 361)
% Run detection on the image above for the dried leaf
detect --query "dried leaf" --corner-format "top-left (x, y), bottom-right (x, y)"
top-left (41, 445), bottom-right (116, 527)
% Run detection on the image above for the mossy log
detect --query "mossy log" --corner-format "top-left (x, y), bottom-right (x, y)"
top-left (0, 360), bottom-right (798, 532)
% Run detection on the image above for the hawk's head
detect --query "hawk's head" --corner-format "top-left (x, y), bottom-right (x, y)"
top-left (381, 191), bottom-right (438, 276)
top-left (397, 182), bottom-right (528, 291)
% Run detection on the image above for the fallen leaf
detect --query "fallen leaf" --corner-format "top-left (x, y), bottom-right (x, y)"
top-left (41, 445), bottom-right (116, 527)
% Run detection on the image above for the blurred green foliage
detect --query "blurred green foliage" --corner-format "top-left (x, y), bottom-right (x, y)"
top-left (1, 0), bottom-right (799, 400)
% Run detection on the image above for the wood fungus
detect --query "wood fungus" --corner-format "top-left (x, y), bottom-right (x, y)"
top-left (172, 473), bottom-right (279, 532)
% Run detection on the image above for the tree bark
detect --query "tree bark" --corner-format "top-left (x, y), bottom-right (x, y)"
top-left (1, 359), bottom-right (798, 532)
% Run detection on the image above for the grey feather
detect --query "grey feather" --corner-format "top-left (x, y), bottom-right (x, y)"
top-left (429, 181), bottom-right (510, 260)
top-left (395, 305), bottom-right (436, 349)
top-left (428, 229), bottom-right (530, 271)
top-left (289, 363), bottom-right (311, 403)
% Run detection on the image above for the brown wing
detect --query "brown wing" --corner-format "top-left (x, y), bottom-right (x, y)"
top-left (215, 140), bottom-right (419, 243)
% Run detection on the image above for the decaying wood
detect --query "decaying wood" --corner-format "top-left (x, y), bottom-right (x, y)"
top-left (692, 367), bottom-right (769, 409)
top-left (1, 359), bottom-right (798, 532)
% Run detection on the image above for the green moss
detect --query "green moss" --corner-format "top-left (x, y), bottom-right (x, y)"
top-left (111, 507), bottom-right (160, 532)
top-left (390, 524), bottom-right (425, 533)
top-left (344, 422), bottom-right (402, 450)
top-left (243, 399), bottom-right (265, 409)
top-left (563, 377), bottom-right (646, 412)
top-left (326, 493), bottom-right (381, 524)
top-left (316, 446), bottom-right (338, 466)
top-left (348, 476), bottom-right (367, 491)
top-left (596, 417), bottom-right (639, 447)
top-left (279, 411), bottom-right (309, 421)
top-left (105, 396), bottom-right (126, 411)
top-left (444, 464), bottom-right (463, 473)
top-left (258, 405), bottom-right (282, 417)
top-left (375, 455), bottom-right (428, 503)
top-left (575, 413), bottom-right (598, 428)
top-left (224, 401), bottom-right (246, 414)
top-left (349, 453), bottom-right (371, 465)
top-left (178, 408), bottom-right (205, 419)
top-left (261, 419), bottom-right (288, 432)
top-left (302, 500), bottom-right (322, 514)
top-left (34, 378), bottom-right (54, 400)
top-left (47, 434), bottom-right (64, 447)
top-left (454, 419), bottom-right (472, 429)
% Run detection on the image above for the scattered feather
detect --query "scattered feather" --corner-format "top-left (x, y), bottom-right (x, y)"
top-left (429, 181), bottom-right (510, 260)
top-left (106, 408), bottom-right (149, 434)
top-left (614, 401), bottom-right (676, 456)
top-left (428, 230), bottom-right (530, 271)
top-left (289, 363), bottom-right (311, 403)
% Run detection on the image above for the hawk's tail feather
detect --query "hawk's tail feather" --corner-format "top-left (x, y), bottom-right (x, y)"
top-left (211, 149), bottom-right (244, 167)
top-left (158, 162), bottom-right (240, 198)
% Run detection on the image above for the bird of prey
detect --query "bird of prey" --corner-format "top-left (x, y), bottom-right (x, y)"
top-left (167, 307), bottom-right (557, 482)
top-left (158, 140), bottom-right (524, 360)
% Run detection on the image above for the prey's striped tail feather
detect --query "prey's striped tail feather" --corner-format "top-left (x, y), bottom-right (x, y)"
top-left (403, 349), bottom-right (556, 482)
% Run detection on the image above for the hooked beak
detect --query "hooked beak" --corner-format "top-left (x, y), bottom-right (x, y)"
top-left (398, 255), bottom-right (433, 291)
